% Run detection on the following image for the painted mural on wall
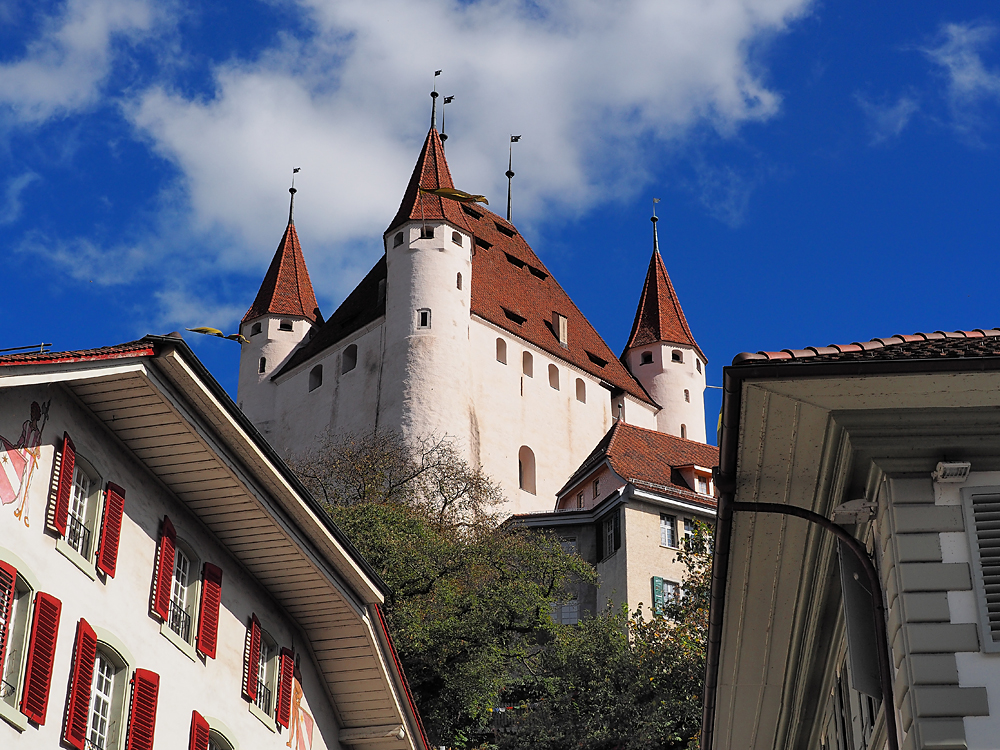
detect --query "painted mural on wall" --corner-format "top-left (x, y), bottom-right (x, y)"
top-left (286, 676), bottom-right (315, 750)
top-left (0, 399), bottom-right (50, 527)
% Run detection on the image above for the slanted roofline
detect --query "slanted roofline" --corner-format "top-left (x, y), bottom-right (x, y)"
top-left (244, 219), bottom-right (322, 325)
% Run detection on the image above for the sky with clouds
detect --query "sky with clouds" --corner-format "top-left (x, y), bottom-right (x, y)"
top-left (4, 0), bottom-right (1000, 438)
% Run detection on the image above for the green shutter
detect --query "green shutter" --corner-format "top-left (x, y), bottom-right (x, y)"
top-left (652, 576), bottom-right (664, 615)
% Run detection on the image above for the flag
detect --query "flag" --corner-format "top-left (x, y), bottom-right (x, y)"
top-left (444, 96), bottom-right (454, 104)
top-left (511, 135), bottom-right (521, 142)
top-left (434, 70), bottom-right (442, 76)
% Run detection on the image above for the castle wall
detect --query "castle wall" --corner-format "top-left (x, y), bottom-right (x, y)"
top-left (624, 342), bottom-right (706, 442)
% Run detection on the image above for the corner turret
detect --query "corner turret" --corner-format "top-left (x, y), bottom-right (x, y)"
top-left (621, 215), bottom-right (707, 441)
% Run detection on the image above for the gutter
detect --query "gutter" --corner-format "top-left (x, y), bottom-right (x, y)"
top-left (701, 351), bottom-right (1000, 750)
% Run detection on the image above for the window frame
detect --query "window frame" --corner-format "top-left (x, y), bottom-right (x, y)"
top-left (0, 550), bottom-right (40, 732)
top-left (660, 514), bottom-right (678, 548)
top-left (159, 536), bottom-right (201, 661)
top-left (416, 308), bottom-right (432, 330)
top-left (55, 454), bottom-right (104, 580)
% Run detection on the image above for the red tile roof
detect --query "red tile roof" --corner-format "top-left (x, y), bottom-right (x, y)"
top-left (0, 341), bottom-right (156, 366)
top-left (624, 248), bottom-right (705, 362)
top-left (243, 220), bottom-right (321, 324)
top-left (732, 328), bottom-right (1000, 365)
top-left (558, 420), bottom-right (718, 505)
top-left (290, 127), bottom-right (654, 403)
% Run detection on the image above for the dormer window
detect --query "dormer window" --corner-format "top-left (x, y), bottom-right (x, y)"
top-left (640, 351), bottom-right (653, 365)
top-left (279, 320), bottom-right (293, 332)
top-left (552, 313), bottom-right (568, 348)
top-left (393, 231), bottom-right (404, 247)
top-left (250, 322), bottom-right (262, 336)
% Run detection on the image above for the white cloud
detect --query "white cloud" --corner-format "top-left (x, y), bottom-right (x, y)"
top-left (855, 93), bottom-right (919, 144)
top-left (124, 0), bottom-right (813, 314)
top-left (922, 21), bottom-right (1000, 138)
top-left (0, 0), bottom-right (160, 124)
top-left (0, 172), bottom-right (40, 224)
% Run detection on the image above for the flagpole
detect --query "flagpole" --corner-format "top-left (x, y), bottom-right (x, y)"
top-left (506, 135), bottom-right (520, 223)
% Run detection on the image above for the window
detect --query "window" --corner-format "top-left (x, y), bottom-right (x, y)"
top-left (518, 446), bottom-right (536, 495)
top-left (242, 616), bottom-right (294, 727)
top-left (577, 492), bottom-right (583, 509)
top-left (680, 424), bottom-right (687, 439)
top-left (696, 359), bottom-right (702, 373)
top-left (640, 351), bottom-right (653, 365)
top-left (308, 365), bottom-right (323, 392)
top-left (456, 272), bottom-right (462, 290)
top-left (279, 320), bottom-right (293, 332)
top-left (417, 308), bottom-right (431, 329)
top-left (552, 313), bottom-right (568, 347)
top-left (575, 378), bottom-right (586, 403)
top-left (660, 514), bottom-right (677, 548)
top-left (393, 231), bottom-right (404, 247)
top-left (168, 546), bottom-right (195, 644)
top-left (258, 357), bottom-right (266, 374)
top-left (522, 351), bottom-right (533, 377)
top-left (256, 632), bottom-right (276, 716)
top-left (0, 558), bottom-right (38, 728)
top-left (592, 478), bottom-right (600, 499)
top-left (684, 389), bottom-right (690, 403)
top-left (651, 576), bottom-right (679, 615)
top-left (209, 730), bottom-right (236, 750)
top-left (66, 462), bottom-right (94, 557)
top-left (548, 364), bottom-right (559, 390)
top-left (684, 518), bottom-right (694, 543)
top-left (671, 350), bottom-right (683, 363)
top-left (87, 649), bottom-right (118, 749)
top-left (420, 225), bottom-right (434, 239)
top-left (598, 510), bottom-right (621, 561)
top-left (250, 322), bottom-right (262, 336)
top-left (53, 436), bottom-right (108, 577)
top-left (452, 231), bottom-right (463, 245)
top-left (342, 344), bottom-right (358, 374)
top-left (696, 476), bottom-right (709, 495)
top-left (496, 338), bottom-right (507, 364)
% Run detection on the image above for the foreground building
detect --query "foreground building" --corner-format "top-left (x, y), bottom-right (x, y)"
top-left (705, 328), bottom-right (1000, 750)
top-left (235, 119), bottom-right (709, 515)
top-left (0, 336), bottom-right (425, 750)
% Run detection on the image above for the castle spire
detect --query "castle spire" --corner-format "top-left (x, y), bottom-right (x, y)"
top-left (622, 211), bottom-right (705, 362)
top-left (243, 189), bottom-right (322, 324)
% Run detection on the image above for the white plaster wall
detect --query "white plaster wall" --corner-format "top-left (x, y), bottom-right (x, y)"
top-left (936, 471), bottom-right (1000, 750)
top-left (623, 343), bottom-right (706, 442)
top-left (267, 321), bottom-right (385, 461)
top-left (0, 386), bottom-right (339, 750)
top-left (238, 316), bottom-right (314, 431)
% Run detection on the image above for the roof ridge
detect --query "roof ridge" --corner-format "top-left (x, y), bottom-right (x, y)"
top-left (623, 249), bottom-right (705, 361)
top-left (243, 220), bottom-right (321, 324)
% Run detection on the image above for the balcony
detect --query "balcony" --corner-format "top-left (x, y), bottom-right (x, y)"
top-left (66, 515), bottom-right (91, 558)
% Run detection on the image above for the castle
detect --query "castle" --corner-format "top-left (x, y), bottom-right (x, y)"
top-left (236, 120), bottom-right (709, 516)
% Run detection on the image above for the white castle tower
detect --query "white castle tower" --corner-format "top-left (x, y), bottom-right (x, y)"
top-left (620, 214), bottom-right (707, 442)
top-left (237, 188), bottom-right (323, 436)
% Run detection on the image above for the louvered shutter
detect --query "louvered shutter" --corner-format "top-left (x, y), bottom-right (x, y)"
top-left (125, 669), bottom-right (160, 750)
top-left (276, 647), bottom-right (294, 728)
top-left (20, 592), bottom-right (62, 725)
top-left (651, 577), bottom-right (665, 615)
top-left (96, 482), bottom-right (126, 578)
top-left (966, 491), bottom-right (1000, 644)
top-left (64, 619), bottom-right (98, 750)
top-left (196, 563), bottom-right (223, 659)
top-left (189, 710), bottom-right (211, 750)
top-left (52, 433), bottom-right (75, 536)
top-left (242, 615), bottom-right (262, 701)
top-left (152, 517), bottom-right (176, 620)
top-left (0, 561), bottom-right (16, 674)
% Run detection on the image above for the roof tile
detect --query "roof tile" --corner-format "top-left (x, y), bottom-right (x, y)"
top-left (243, 221), bottom-right (321, 324)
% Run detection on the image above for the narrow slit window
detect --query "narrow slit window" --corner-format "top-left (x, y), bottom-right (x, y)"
top-left (456, 272), bottom-right (462, 290)
top-left (258, 357), bottom-right (266, 374)
top-left (496, 338), bottom-right (507, 364)
top-left (342, 344), bottom-right (358, 374)
top-left (696, 359), bottom-right (702, 373)
top-left (684, 389), bottom-right (690, 402)
top-left (575, 378), bottom-right (586, 403)
top-left (309, 365), bottom-right (323, 392)
top-left (548, 364), bottom-right (559, 390)
top-left (522, 352), bottom-right (533, 377)
top-left (417, 309), bottom-right (432, 329)
top-left (680, 424), bottom-right (687, 439)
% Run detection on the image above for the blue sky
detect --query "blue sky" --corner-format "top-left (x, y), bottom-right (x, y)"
top-left (3, 0), bottom-right (1000, 442)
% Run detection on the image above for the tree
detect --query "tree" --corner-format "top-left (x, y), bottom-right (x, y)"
top-left (290, 430), bottom-right (596, 747)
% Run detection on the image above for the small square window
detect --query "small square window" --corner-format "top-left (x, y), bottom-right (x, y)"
top-left (279, 320), bottom-right (293, 332)
top-left (420, 226), bottom-right (434, 239)
top-left (417, 309), bottom-right (431, 329)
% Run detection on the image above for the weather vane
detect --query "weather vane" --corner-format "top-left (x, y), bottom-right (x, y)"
top-left (288, 167), bottom-right (301, 223)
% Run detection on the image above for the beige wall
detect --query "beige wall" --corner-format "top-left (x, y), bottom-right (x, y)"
top-left (0, 385), bottom-right (338, 750)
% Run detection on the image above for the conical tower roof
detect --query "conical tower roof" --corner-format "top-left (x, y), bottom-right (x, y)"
top-left (623, 248), bottom-right (705, 362)
top-left (385, 127), bottom-right (473, 235)
top-left (243, 217), bottom-right (322, 324)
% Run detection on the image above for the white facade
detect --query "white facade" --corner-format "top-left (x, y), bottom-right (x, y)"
top-left (622, 341), bottom-right (707, 442)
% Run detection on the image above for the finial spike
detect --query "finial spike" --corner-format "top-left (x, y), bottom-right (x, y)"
top-left (507, 135), bottom-right (521, 223)
top-left (430, 71), bottom-right (442, 129)
top-left (651, 197), bottom-right (660, 254)
top-left (288, 168), bottom-right (301, 223)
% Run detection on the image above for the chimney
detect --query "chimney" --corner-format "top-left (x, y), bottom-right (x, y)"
top-left (553, 312), bottom-right (568, 348)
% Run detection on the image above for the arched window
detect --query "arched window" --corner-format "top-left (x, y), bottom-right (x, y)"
top-left (496, 338), bottom-right (507, 364)
top-left (279, 320), bottom-right (293, 332)
top-left (258, 357), bottom-right (266, 374)
top-left (522, 351), bottom-right (533, 377)
top-left (576, 378), bottom-right (586, 403)
top-left (640, 351), bottom-right (653, 365)
top-left (393, 231), bottom-right (404, 247)
top-left (250, 322), bottom-right (262, 336)
top-left (548, 364), bottom-right (559, 390)
top-left (696, 359), bottom-right (702, 373)
top-left (518, 446), bottom-right (536, 495)
top-left (684, 389), bottom-right (690, 403)
top-left (680, 424), bottom-right (687, 439)
top-left (452, 231), bottom-right (463, 245)
top-left (342, 344), bottom-right (358, 374)
top-left (456, 272), bottom-right (463, 290)
top-left (309, 365), bottom-right (323, 392)
top-left (671, 350), bottom-right (683, 363)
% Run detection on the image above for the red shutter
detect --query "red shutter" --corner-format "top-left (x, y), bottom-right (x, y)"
top-left (241, 615), bottom-right (261, 701)
top-left (0, 561), bottom-right (16, 673)
top-left (20, 592), bottom-right (62, 725)
top-left (64, 618), bottom-right (98, 750)
top-left (52, 433), bottom-right (75, 536)
top-left (196, 563), bottom-right (223, 659)
top-left (189, 710), bottom-right (210, 750)
top-left (125, 669), bottom-right (160, 750)
top-left (151, 517), bottom-right (176, 620)
top-left (276, 647), bottom-right (294, 728)
top-left (96, 482), bottom-right (126, 578)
